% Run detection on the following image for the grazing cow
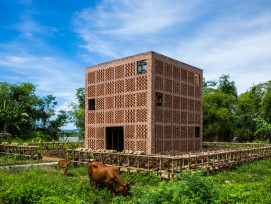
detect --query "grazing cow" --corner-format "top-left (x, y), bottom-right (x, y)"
top-left (88, 161), bottom-right (130, 196)
top-left (58, 159), bottom-right (71, 175)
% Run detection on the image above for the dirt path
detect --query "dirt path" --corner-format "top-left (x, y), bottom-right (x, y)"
top-left (0, 162), bottom-right (58, 170)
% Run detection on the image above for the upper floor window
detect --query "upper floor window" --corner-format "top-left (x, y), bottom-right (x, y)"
top-left (194, 74), bottom-right (200, 85)
top-left (88, 99), bottom-right (95, 110)
top-left (155, 92), bottom-right (163, 106)
top-left (137, 60), bottom-right (147, 74)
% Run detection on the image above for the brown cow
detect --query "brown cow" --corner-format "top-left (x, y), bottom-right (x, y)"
top-left (88, 161), bottom-right (130, 196)
top-left (58, 159), bottom-right (71, 175)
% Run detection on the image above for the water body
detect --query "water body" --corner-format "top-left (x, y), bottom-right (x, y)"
top-left (59, 136), bottom-right (83, 142)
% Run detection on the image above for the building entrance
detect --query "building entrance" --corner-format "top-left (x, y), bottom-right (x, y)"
top-left (106, 127), bottom-right (124, 152)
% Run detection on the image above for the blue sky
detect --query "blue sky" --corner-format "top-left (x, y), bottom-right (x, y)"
top-left (1, 0), bottom-right (271, 128)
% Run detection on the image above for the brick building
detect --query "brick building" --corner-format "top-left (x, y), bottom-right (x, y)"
top-left (85, 51), bottom-right (203, 154)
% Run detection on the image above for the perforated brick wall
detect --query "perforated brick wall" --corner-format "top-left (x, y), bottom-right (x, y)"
top-left (85, 51), bottom-right (203, 154)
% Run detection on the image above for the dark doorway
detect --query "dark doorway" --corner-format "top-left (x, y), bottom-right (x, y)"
top-left (106, 127), bottom-right (124, 152)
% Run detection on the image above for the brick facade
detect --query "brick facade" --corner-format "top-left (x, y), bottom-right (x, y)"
top-left (85, 51), bottom-right (203, 154)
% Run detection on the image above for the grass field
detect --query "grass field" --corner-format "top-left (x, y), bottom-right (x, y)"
top-left (0, 155), bottom-right (270, 203)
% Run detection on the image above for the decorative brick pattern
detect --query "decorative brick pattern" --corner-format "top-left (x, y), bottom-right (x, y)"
top-left (173, 96), bottom-right (181, 109)
top-left (115, 110), bottom-right (124, 123)
top-left (126, 78), bottom-right (135, 92)
top-left (164, 94), bottom-right (172, 108)
top-left (136, 109), bottom-right (147, 122)
top-left (105, 97), bottom-right (114, 109)
top-left (188, 71), bottom-right (194, 84)
top-left (136, 140), bottom-right (147, 152)
top-left (96, 98), bottom-right (104, 110)
top-left (87, 139), bottom-right (95, 149)
top-left (195, 100), bottom-right (201, 112)
top-left (180, 140), bottom-right (187, 152)
top-left (181, 97), bottom-right (187, 110)
top-left (164, 125), bottom-right (172, 138)
top-left (173, 126), bottom-right (180, 138)
top-left (155, 60), bottom-right (163, 75)
top-left (87, 72), bottom-right (96, 84)
top-left (96, 111), bottom-right (104, 124)
top-left (155, 140), bottom-right (163, 153)
top-left (188, 85), bottom-right (194, 97)
top-left (164, 79), bottom-right (172, 92)
top-left (105, 67), bottom-right (114, 81)
top-left (172, 81), bottom-right (180, 94)
top-left (188, 139), bottom-right (195, 151)
top-left (164, 110), bottom-right (172, 123)
top-left (105, 82), bottom-right (114, 95)
top-left (155, 108), bottom-right (163, 122)
top-left (87, 126), bottom-right (95, 138)
top-left (125, 110), bottom-right (136, 123)
top-left (195, 114), bottom-right (201, 125)
top-left (181, 112), bottom-right (187, 124)
top-left (97, 84), bottom-right (104, 96)
top-left (105, 111), bottom-right (114, 124)
top-left (115, 65), bottom-right (124, 79)
top-left (164, 63), bottom-right (172, 78)
top-left (96, 140), bottom-right (105, 149)
top-left (136, 76), bottom-right (147, 90)
top-left (87, 85), bottom-right (96, 97)
top-left (96, 127), bottom-right (104, 139)
top-left (155, 76), bottom-right (163, 91)
top-left (195, 86), bottom-right (201, 98)
top-left (173, 66), bottom-right (180, 79)
top-left (136, 125), bottom-right (147, 139)
top-left (125, 140), bottom-right (135, 150)
top-left (125, 62), bottom-right (135, 77)
top-left (188, 126), bottom-right (194, 138)
top-left (125, 94), bottom-right (135, 108)
top-left (195, 138), bottom-right (201, 150)
top-left (88, 112), bottom-right (95, 124)
top-left (155, 125), bottom-right (163, 138)
top-left (188, 113), bottom-right (194, 124)
top-left (181, 126), bottom-right (187, 139)
top-left (137, 92), bottom-right (147, 107)
top-left (181, 83), bottom-right (187, 96)
top-left (164, 141), bottom-right (172, 152)
top-left (125, 125), bottom-right (135, 139)
top-left (172, 111), bottom-right (180, 124)
top-left (115, 95), bottom-right (124, 109)
top-left (115, 80), bottom-right (124, 93)
top-left (173, 141), bottom-right (180, 152)
top-left (97, 69), bottom-right (105, 82)
top-left (181, 68), bottom-right (187, 82)
top-left (188, 99), bottom-right (195, 111)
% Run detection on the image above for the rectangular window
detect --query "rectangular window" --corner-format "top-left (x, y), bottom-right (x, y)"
top-left (155, 92), bottom-right (163, 106)
top-left (194, 74), bottom-right (200, 85)
top-left (195, 127), bottom-right (200, 138)
top-left (88, 99), bottom-right (95, 110)
top-left (137, 60), bottom-right (147, 74)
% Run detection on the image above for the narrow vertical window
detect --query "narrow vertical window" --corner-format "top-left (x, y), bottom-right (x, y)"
top-left (137, 60), bottom-right (147, 74)
top-left (194, 74), bottom-right (200, 85)
top-left (195, 126), bottom-right (200, 138)
top-left (155, 92), bottom-right (163, 106)
top-left (88, 99), bottom-right (95, 110)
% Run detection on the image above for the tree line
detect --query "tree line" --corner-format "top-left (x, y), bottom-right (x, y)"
top-left (1, 74), bottom-right (271, 143)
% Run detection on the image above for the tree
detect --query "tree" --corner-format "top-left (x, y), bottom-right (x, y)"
top-left (68, 88), bottom-right (85, 139)
top-left (203, 75), bottom-right (237, 141)
top-left (254, 118), bottom-right (271, 143)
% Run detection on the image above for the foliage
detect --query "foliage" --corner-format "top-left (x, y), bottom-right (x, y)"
top-left (68, 88), bottom-right (85, 139)
top-left (203, 75), bottom-right (237, 141)
top-left (0, 82), bottom-right (69, 141)
top-left (0, 158), bottom-right (270, 203)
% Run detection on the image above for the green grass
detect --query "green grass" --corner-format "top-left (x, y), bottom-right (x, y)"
top-left (0, 156), bottom-right (270, 203)
top-left (0, 155), bottom-right (45, 166)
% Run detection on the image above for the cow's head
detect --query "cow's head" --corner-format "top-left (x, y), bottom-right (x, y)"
top-left (119, 182), bottom-right (130, 196)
